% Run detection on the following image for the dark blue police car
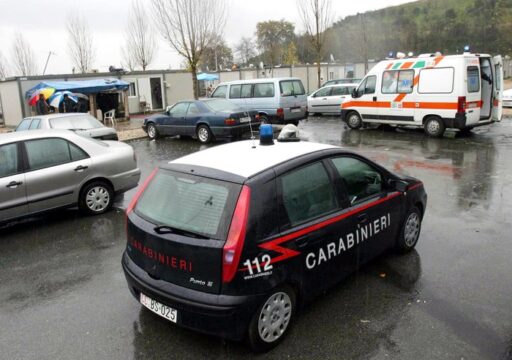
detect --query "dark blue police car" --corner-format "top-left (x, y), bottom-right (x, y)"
top-left (142, 99), bottom-right (259, 143)
top-left (122, 125), bottom-right (427, 352)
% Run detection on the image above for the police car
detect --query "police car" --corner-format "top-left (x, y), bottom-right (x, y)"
top-left (122, 125), bottom-right (427, 352)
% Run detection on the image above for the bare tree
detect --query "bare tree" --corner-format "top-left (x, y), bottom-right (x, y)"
top-left (298, 0), bottom-right (333, 87)
top-left (122, 0), bottom-right (156, 71)
top-left (67, 14), bottom-right (95, 73)
top-left (0, 51), bottom-right (8, 78)
top-left (234, 37), bottom-right (256, 66)
top-left (151, 0), bottom-right (227, 99)
top-left (11, 33), bottom-right (38, 76)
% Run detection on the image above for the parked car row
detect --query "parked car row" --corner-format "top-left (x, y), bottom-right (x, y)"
top-left (0, 130), bottom-right (140, 224)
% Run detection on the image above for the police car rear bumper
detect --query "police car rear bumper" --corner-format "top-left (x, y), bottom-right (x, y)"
top-left (122, 251), bottom-right (263, 341)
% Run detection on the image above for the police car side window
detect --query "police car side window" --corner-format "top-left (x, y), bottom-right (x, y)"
top-left (331, 157), bottom-right (382, 205)
top-left (280, 162), bottom-right (338, 227)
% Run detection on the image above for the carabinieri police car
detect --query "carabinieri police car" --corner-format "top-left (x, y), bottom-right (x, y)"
top-left (122, 125), bottom-right (427, 352)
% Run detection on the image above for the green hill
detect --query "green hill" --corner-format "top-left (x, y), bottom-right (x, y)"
top-left (324, 0), bottom-right (512, 63)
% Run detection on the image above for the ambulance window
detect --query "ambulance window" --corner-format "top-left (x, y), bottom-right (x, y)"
top-left (495, 65), bottom-right (501, 90)
top-left (331, 157), bottom-right (383, 205)
top-left (397, 70), bottom-right (414, 93)
top-left (382, 71), bottom-right (398, 94)
top-left (280, 162), bottom-right (338, 227)
top-left (418, 68), bottom-right (454, 94)
top-left (467, 67), bottom-right (480, 93)
top-left (364, 76), bottom-right (376, 94)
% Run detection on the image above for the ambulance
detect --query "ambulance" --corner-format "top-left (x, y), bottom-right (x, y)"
top-left (341, 53), bottom-right (504, 137)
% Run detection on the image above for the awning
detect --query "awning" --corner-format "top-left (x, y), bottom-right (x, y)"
top-left (197, 73), bottom-right (219, 81)
top-left (25, 78), bottom-right (130, 100)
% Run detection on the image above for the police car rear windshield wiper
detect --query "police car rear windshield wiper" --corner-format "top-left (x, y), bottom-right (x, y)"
top-left (153, 225), bottom-right (209, 239)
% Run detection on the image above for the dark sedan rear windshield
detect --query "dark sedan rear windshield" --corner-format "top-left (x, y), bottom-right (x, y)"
top-left (50, 115), bottom-right (103, 130)
top-left (204, 99), bottom-right (242, 113)
top-left (135, 169), bottom-right (242, 240)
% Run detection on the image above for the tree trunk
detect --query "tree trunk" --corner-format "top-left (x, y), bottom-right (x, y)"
top-left (316, 58), bottom-right (321, 88)
top-left (191, 64), bottom-right (199, 100)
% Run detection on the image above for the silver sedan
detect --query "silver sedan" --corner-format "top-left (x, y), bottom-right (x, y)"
top-left (0, 129), bottom-right (140, 223)
top-left (15, 113), bottom-right (118, 140)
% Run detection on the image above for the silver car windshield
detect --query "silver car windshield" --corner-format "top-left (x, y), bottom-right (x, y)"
top-left (50, 115), bottom-right (104, 130)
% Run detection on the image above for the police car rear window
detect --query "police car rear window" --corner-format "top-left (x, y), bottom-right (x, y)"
top-left (135, 169), bottom-right (241, 240)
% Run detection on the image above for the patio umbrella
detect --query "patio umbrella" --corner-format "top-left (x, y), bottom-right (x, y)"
top-left (48, 91), bottom-right (78, 108)
top-left (28, 87), bottom-right (55, 106)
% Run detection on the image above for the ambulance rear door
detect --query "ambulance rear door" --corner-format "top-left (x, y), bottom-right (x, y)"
top-left (492, 55), bottom-right (503, 122)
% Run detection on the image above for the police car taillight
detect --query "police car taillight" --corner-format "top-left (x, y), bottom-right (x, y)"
top-left (126, 167), bottom-right (158, 216)
top-left (222, 185), bottom-right (251, 283)
top-left (457, 96), bottom-right (466, 113)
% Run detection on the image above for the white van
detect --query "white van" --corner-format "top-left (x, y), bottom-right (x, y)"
top-left (341, 53), bottom-right (503, 137)
top-left (211, 78), bottom-right (308, 125)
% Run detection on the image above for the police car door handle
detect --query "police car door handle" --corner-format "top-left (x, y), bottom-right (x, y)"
top-left (357, 214), bottom-right (368, 224)
top-left (373, 96), bottom-right (377, 102)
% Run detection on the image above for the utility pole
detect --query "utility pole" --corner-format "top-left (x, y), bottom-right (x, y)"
top-left (42, 51), bottom-right (56, 75)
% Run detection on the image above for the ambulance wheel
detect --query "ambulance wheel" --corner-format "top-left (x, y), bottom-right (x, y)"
top-left (247, 285), bottom-right (296, 352)
top-left (347, 112), bottom-right (362, 129)
top-left (424, 116), bottom-right (445, 137)
top-left (396, 206), bottom-right (422, 253)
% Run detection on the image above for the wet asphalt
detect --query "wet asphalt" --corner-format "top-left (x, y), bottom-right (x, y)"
top-left (1, 117), bottom-right (512, 360)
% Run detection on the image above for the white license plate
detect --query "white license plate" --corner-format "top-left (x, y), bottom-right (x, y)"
top-left (291, 108), bottom-right (301, 113)
top-left (240, 117), bottom-right (251, 123)
top-left (140, 293), bottom-right (177, 323)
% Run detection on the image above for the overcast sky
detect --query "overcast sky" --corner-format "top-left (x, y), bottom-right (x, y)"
top-left (0, 0), bottom-right (415, 75)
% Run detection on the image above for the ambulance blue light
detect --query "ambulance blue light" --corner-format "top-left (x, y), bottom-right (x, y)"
top-left (259, 124), bottom-right (274, 145)
top-left (464, 45), bottom-right (470, 52)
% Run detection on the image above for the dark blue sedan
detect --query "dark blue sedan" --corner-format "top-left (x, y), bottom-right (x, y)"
top-left (142, 99), bottom-right (260, 143)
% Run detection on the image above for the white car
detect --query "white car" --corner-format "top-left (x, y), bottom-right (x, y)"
top-left (503, 88), bottom-right (512, 108)
top-left (308, 84), bottom-right (358, 115)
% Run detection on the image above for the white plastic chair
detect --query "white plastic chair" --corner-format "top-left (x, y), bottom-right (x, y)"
top-left (104, 109), bottom-right (116, 127)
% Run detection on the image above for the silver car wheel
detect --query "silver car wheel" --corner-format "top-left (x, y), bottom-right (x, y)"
top-left (404, 212), bottom-right (420, 247)
top-left (85, 186), bottom-right (110, 212)
top-left (197, 127), bottom-right (210, 142)
top-left (258, 292), bottom-right (292, 343)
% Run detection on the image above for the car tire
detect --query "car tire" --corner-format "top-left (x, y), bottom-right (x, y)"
top-left (247, 285), bottom-right (296, 353)
top-left (396, 206), bottom-right (422, 253)
top-left (78, 181), bottom-right (114, 215)
top-left (290, 120), bottom-right (299, 126)
top-left (424, 117), bottom-right (445, 137)
top-left (147, 123), bottom-right (159, 140)
top-left (347, 111), bottom-right (363, 129)
top-left (196, 124), bottom-right (213, 143)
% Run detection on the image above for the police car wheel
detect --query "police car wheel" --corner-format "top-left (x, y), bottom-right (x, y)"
top-left (424, 117), bottom-right (445, 137)
top-left (396, 206), bottom-right (422, 252)
top-left (347, 112), bottom-right (362, 129)
top-left (196, 125), bottom-right (213, 143)
top-left (248, 286), bottom-right (296, 352)
top-left (147, 123), bottom-right (159, 140)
